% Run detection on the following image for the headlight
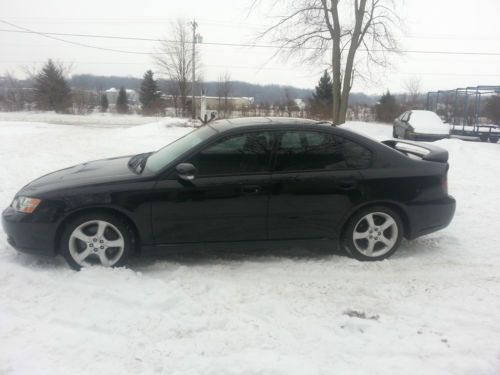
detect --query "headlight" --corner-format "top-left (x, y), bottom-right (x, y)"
top-left (12, 197), bottom-right (42, 213)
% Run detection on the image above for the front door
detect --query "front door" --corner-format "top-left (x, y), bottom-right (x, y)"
top-left (151, 130), bottom-right (273, 244)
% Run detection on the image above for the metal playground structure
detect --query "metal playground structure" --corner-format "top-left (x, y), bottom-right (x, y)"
top-left (426, 85), bottom-right (500, 143)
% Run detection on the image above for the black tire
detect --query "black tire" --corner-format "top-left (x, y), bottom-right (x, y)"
top-left (392, 127), bottom-right (398, 138)
top-left (480, 135), bottom-right (489, 142)
top-left (343, 206), bottom-right (404, 261)
top-left (488, 136), bottom-right (499, 143)
top-left (403, 129), bottom-right (412, 140)
top-left (59, 212), bottom-right (134, 270)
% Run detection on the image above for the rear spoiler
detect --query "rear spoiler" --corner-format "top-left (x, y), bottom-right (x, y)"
top-left (382, 140), bottom-right (448, 163)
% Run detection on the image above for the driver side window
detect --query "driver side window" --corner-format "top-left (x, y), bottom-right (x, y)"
top-left (188, 131), bottom-right (273, 176)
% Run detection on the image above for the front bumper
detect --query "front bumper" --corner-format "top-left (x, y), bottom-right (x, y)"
top-left (1, 206), bottom-right (57, 256)
top-left (407, 132), bottom-right (450, 142)
top-left (406, 195), bottom-right (456, 240)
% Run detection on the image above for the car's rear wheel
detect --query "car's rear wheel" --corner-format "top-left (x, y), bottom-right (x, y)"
top-left (60, 213), bottom-right (133, 270)
top-left (489, 136), bottom-right (499, 143)
top-left (343, 206), bottom-right (403, 261)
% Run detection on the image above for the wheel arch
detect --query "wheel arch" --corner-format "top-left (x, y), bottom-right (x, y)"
top-left (54, 206), bottom-right (142, 254)
top-left (338, 201), bottom-right (411, 242)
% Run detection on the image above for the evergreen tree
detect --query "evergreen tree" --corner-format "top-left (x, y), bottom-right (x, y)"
top-left (100, 94), bottom-right (109, 112)
top-left (33, 59), bottom-right (72, 113)
top-left (375, 91), bottom-right (400, 123)
top-left (139, 70), bottom-right (162, 115)
top-left (311, 70), bottom-right (333, 119)
top-left (116, 87), bottom-right (129, 114)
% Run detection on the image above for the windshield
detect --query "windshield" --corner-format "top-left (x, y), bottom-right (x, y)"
top-left (145, 126), bottom-right (216, 173)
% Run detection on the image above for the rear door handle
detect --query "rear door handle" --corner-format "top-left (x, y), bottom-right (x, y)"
top-left (336, 179), bottom-right (357, 190)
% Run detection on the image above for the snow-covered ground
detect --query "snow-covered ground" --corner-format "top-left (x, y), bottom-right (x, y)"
top-left (0, 114), bottom-right (499, 375)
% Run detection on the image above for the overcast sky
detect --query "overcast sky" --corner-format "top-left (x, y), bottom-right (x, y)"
top-left (1, 0), bottom-right (499, 94)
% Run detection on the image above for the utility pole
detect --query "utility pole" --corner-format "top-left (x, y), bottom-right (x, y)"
top-left (190, 19), bottom-right (198, 120)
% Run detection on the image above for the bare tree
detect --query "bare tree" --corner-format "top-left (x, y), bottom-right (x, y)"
top-left (155, 19), bottom-right (201, 117)
top-left (217, 71), bottom-right (233, 117)
top-left (0, 72), bottom-right (25, 111)
top-left (404, 77), bottom-right (422, 108)
top-left (255, 0), bottom-right (399, 125)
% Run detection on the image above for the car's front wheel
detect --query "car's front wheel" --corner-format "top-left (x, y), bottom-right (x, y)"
top-left (60, 213), bottom-right (134, 270)
top-left (343, 206), bottom-right (403, 261)
top-left (392, 126), bottom-right (398, 138)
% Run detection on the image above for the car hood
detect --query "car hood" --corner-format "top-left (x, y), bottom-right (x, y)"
top-left (19, 155), bottom-right (149, 196)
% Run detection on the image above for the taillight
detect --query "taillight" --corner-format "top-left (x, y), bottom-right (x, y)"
top-left (442, 174), bottom-right (448, 195)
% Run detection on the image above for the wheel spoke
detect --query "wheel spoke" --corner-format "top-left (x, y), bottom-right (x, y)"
top-left (96, 221), bottom-right (107, 238)
top-left (105, 238), bottom-right (124, 248)
top-left (75, 247), bottom-right (92, 263)
top-left (365, 214), bottom-right (375, 228)
top-left (365, 239), bottom-right (375, 255)
top-left (378, 235), bottom-right (392, 246)
top-left (353, 231), bottom-right (370, 240)
top-left (380, 217), bottom-right (396, 231)
top-left (72, 228), bottom-right (92, 243)
top-left (98, 251), bottom-right (111, 267)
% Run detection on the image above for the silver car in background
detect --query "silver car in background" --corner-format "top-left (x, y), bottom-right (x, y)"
top-left (393, 110), bottom-right (450, 141)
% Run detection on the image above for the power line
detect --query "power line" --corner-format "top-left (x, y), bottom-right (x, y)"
top-left (2, 19), bottom-right (500, 57)
top-left (0, 20), bottom-right (155, 55)
top-left (0, 60), bottom-right (498, 77)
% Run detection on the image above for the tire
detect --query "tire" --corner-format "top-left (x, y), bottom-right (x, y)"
top-left (489, 136), bottom-right (499, 143)
top-left (480, 135), bottom-right (489, 142)
top-left (343, 206), bottom-right (403, 261)
top-left (60, 212), bottom-right (134, 270)
top-left (392, 127), bottom-right (398, 139)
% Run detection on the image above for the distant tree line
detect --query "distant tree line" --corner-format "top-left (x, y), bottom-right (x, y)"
top-left (2, 60), bottom-right (499, 125)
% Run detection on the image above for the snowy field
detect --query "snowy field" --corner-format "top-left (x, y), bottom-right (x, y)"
top-left (0, 113), bottom-right (499, 375)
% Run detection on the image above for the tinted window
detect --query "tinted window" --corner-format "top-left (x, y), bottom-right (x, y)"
top-left (275, 131), bottom-right (371, 171)
top-left (189, 131), bottom-right (272, 175)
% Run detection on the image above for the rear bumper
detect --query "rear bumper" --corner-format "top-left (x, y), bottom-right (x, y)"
top-left (405, 195), bottom-right (456, 240)
top-left (1, 206), bottom-right (57, 256)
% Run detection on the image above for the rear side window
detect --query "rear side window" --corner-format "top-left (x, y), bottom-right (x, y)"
top-left (188, 131), bottom-right (272, 175)
top-left (274, 131), bottom-right (371, 172)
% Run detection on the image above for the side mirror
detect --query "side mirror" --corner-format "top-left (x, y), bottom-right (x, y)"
top-left (176, 163), bottom-right (197, 181)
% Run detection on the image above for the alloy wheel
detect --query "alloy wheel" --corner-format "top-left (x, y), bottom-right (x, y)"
top-left (68, 220), bottom-right (125, 267)
top-left (352, 212), bottom-right (398, 257)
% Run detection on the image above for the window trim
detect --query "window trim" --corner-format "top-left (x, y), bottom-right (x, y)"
top-left (270, 129), bottom-right (373, 174)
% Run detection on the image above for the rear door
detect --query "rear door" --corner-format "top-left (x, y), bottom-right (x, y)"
top-left (267, 130), bottom-right (372, 240)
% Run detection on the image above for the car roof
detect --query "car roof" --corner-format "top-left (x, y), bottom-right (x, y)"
top-left (208, 117), bottom-right (327, 132)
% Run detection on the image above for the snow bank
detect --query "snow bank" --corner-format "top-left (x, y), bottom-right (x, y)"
top-left (0, 115), bottom-right (499, 374)
top-left (0, 111), bottom-right (190, 127)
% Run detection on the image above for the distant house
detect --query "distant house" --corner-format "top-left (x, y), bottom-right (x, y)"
top-left (204, 96), bottom-right (254, 110)
top-left (105, 88), bottom-right (138, 106)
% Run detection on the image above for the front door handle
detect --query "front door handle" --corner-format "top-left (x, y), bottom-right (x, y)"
top-left (242, 185), bottom-right (261, 194)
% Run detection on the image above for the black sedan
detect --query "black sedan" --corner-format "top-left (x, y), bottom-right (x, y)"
top-left (2, 117), bottom-right (456, 269)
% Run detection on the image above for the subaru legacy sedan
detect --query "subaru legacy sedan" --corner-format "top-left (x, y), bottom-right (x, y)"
top-left (2, 118), bottom-right (456, 269)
